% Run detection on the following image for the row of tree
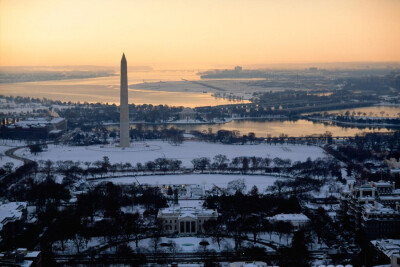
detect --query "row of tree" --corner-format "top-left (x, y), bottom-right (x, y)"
top-left (20, 154), bottom-right (342, 185)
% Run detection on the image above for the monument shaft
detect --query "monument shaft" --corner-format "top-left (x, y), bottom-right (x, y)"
top-left (120, 54), bottom-right (130, 147)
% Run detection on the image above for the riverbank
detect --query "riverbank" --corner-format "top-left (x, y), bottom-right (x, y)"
top-left (308, 117), bottom-right (400, 128)
top-left (102, 115), bottom-right (288, 126)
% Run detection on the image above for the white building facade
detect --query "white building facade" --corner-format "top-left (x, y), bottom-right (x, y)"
top-left (157, 206), bottom-right (218, 234)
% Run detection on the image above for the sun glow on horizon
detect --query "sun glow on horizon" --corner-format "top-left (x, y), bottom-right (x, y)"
top-left (1, 0), bottom-right (400, 68)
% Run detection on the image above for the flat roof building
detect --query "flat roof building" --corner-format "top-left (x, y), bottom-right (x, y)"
top-left (267, 213), bottom-right (310, 229)
top-left (341, 181), bottom-right (400, 239)
top-left (0, 117), bottom-right (66, 140)
top-left (0, 202), bottom-right (27, 245)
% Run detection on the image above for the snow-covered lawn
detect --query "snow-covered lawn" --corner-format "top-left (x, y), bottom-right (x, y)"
top-left (0, 139), bottom-right (26, 168)
top-left (93, 174), bottom-right (282, 193)
top-left (256, 232), bottom-right (328, 250)
top-left (128, 236), bottom-right (274, 253)
top-left (52, 237), bottom-right (102, 255)
top-left (257, 232), bottom-right (292, 247)
top-left (52, 234), bottom-right (276, 255)
top-left (16, 140), bottom-right (327, 167)
top-left (173, 200), bottom-right (204, 209)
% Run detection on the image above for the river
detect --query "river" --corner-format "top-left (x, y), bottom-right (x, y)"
top-left (105, 119), bottom-right (394, 138)
top-left (0, 70), bottom-right (248, 107)
top-left (1, 69), bottom-right (398, 137)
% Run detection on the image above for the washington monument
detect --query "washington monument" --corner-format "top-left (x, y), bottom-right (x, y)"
top-left (120, 53), bottom-right (130, 147)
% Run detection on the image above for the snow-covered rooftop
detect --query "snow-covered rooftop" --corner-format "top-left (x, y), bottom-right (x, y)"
top-left (158, 206), bottom-right (217, 218)
top-left (0, 248), bottom-right (40, 267)
top-left (379, 195), bottom-right (400, 201)
top-left (14, 117), bottom-right (64, 128)
top-left (374, 182), bottom-right (392, 187)
top-left (0, 202), bottom-right (27, 231)
top-left (371, 239), bottom-right (400, 258)
top-left (269, 213), bottom-right (310, 222)
top-left (363, 202), bottom-right (400, 217)
top-left (230, 262), bottom-right (270, 267)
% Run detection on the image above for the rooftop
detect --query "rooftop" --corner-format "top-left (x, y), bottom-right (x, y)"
top-left (14, 117), bottom-right (64, 128)
top-left (362, 202), bottom-right (400, 218)
top-left (269, 213), bottom-right (310, 222)
top-left (0, 202), bottom-right (27, 231)
top-left (158, 206), bottom-right (217, 218)
top-left (180, 107), bottom-right (196, 113)
top-left (0, 248), bottom-right (41, 267)
top-left (371, 239), bottom-right (400, 258)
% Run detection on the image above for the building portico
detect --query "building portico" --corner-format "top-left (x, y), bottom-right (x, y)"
top-left (158, 206), bottom-right (218, 235)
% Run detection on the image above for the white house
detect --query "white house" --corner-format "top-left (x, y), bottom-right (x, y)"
top-left (157, 206), bottom-right (218, 234)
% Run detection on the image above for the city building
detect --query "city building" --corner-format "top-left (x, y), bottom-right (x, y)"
top-left (341, 181), bottom-right (400, 239)
top-left (375, 181), bottom-right (400, 208)
top-left (385, 158), bottom-right (400, 169)
top-left (267, 213), bottom-right (310, 229)
top-left (230, 262), bottom-right (272, 267)
top-left (0, 117), bottom-right (66, 139)
top-left (0, 202), bottom-right (27, 244)
top-left (234, 66), bottom-right (243, 72)
top-left (157, 206), bottom-right (218, 234)
top-left (393, 253), bottom-right (400, 267)
top-left (160, 184), bottom-right (204, 199)
top-left (371, 239), bottom-right (400, 267)
top-left (362, 202), bottom-right (400, 239)
top-left (0, 248), bottom-right (42, 267)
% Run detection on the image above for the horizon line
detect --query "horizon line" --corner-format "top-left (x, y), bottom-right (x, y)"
top-left (1, 60), bottom-right (400, 69)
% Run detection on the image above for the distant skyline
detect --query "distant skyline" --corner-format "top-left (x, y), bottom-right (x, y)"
top-left (1, 0), bottom-right (400, 69)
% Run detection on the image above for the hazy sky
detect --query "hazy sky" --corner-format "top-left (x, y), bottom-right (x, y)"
top-left (1, 0), bottom-right (400, 68)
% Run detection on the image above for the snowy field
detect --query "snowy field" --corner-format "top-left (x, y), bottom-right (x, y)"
top-left (0, 140), bottom-right (26, 168)
top-left (16, 140), bottom-right (327, 167)
top-left (128, 236), bottom-right (274, 253)
top-left (53, 235), bottom-right (275, 255)
top-left (93, 174), bottom-right (282, 192)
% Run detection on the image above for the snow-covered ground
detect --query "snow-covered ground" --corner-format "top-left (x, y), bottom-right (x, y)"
top-left (52, 237), bottom-right (102, 255)
top-left (93, 174), bottom-right (282, 193)
top-left (128, 236), bottom-right (274, 253)
top-left (174, 200), bottom-right (204, 209)
top-left (53, 235), bottom-right (275, 255)
top-left (0, 140), bottom-right (26, 168)
top-left (16, 140), bottom-right (327, 167)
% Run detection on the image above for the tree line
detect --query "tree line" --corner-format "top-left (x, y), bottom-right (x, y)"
top-left (8, 154), bottom-right (343, 185)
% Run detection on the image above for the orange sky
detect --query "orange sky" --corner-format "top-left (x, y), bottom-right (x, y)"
top-left (1, 0), bottom-right (400, 68)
